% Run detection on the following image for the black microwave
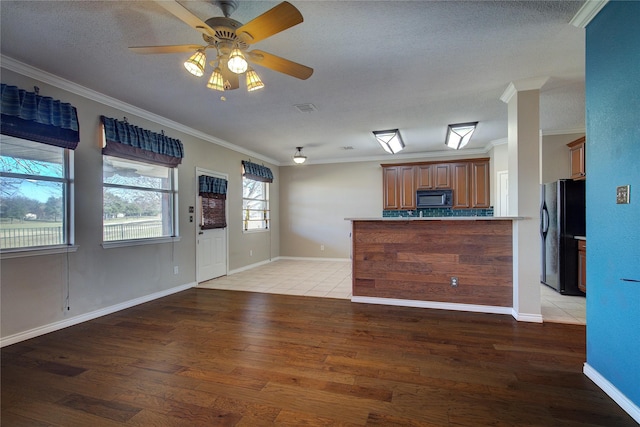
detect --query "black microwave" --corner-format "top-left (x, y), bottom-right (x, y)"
top-left (416, 189), bottom-right (453, 208)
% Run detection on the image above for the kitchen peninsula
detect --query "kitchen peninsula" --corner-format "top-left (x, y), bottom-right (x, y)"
top-left (348, 217), bottom-right (522, 314)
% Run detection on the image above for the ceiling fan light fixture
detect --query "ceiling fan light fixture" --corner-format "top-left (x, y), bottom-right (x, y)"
top-left (373, 129), bottom-right (405, 154)
top-left (207, 67), bottom-right (226, 91)
top-left (245, 67), bottom-right (264, 91)
top-left (184, 50), bottom-right (206, 77)
top-left (227, 48), bottom-right (248, 74)
top-left (293, 147), bottom-right (307, 164)
top-left (445, 122), bottom-right (478, 149)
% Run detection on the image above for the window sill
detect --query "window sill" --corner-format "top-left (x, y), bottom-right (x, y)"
top-left (242, 229), bottom-right (270, 234)
top-left (1, 245), bottom-right (79, 260)
top-left (101, 236), bottom-right (181, 249)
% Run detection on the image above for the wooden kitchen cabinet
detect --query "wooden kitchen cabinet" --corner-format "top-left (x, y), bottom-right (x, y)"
top-left (471, 159), bottom-right (491, 208)
top-left (433, 163), bottom-right (451, 189)
top-left (382, 158), bottom-right (489, 210)
top-left (451, 162), bottom-right (470, 208)
top-left (578, 239), bottom-right (586, 293)
top-left (416, 164), bottom-right (434, 189)
top-left (383, 165), bottom-right (416, 210)
top-left (568, 136), bottom-right (586, 180)
top-left (416, 163), bottom-right (451, 190)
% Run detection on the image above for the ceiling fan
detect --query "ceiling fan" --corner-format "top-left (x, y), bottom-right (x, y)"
top-left (129, 0), bottom-right (313, 92)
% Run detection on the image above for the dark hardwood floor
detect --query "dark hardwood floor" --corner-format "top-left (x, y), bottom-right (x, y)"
top-left (1, 289), bottom-right (635, 426)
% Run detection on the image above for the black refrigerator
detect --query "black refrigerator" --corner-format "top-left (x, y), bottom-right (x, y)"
top-left (540, 179), bottom-right (586, 295)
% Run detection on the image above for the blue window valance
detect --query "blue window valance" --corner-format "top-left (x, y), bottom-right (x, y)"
top-left (0, 83), bottom-right (80, 149)
top-left (242, 160), bottom-right (273, 183)
top-left (101, 116), bottom-right (184, 168)
top-left (199, 175), bottom-right (227, 196)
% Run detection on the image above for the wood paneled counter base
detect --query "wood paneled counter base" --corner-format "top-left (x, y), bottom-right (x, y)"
top-left (350, 218), bottom-right (514, 311)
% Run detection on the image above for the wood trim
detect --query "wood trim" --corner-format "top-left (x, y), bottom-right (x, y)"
top-left (381, 157), bottom-right (490, 168)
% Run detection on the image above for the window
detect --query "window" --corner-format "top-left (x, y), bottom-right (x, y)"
top-left (0, 135), bottom-right (72, 249)
top-left (242, 177), bottom-right (269, 231)
top-left (102, 155), bottom-right (177, 242)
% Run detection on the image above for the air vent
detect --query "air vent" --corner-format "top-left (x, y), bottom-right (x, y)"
top-left (294, 103), bottom-right (317, 113)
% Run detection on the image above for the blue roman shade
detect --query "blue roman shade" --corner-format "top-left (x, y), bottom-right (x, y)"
top-left (242, 160), bottom-right (273, 183)
top-left (199, 175), bottom-right (227, 197)
top-left (101, 116), bottom-right (184, 167)
top-left (0, 84), bottom-right (80, 149)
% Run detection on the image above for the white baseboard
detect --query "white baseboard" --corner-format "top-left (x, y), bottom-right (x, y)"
top-left (0, 282), bottom-right (196, 348)
top-left (511, 308), bottom-right (544, 323)
top-left (351, 296), bottom-right (513, 316)
top-left (228, 256), bottom-right (350, 275)
top-left (276, 256), bottom-right (351, 262)
top-left (228, 259), bottom-right (274, 275)
top-left (583, 363), bottom-right (640, 424)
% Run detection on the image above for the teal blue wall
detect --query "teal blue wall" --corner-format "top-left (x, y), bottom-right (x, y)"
top-left (585, 1), bottom-right (640, 407)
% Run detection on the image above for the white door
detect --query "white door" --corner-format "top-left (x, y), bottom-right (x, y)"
top-left (198, 227), bottom-right (226, 281)
top-left (196, 169), bottom-right (228, 282)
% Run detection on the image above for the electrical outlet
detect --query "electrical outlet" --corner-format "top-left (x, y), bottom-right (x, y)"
top-left (320, 245), bottom-right (325, 251)
top-left (617, 185), bottom-right (630, 204)
top-left (173, 266), bottom-right (179, 275)
top-left (250, 250), bottom-right (253, 256)
top-left (450, 276), bottom-right (458, 287)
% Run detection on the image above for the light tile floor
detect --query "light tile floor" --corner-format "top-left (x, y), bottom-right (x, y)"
top-left (198, 259), bottom-right (585, 325)
top-left (540, 283), bottom-right (586, 324)
top-left (198, 259), bottom-right (353, 299)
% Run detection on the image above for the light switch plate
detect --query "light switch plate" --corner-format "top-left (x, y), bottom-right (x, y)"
top-left (616, 185), bottom-right (630, 204)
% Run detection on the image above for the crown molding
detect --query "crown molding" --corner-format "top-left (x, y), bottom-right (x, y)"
top-left (0, 55), bottom-right (280, 166)
top-left (500, 77), bottom-right (550, 103)
top-left (541, 128), bottom-right (585, 136)
top-left (570, 0), bottom-right (609, 28)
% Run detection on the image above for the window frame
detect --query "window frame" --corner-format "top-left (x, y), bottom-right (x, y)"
top-left (0, 136), bottom-right (77, 258)
top-left (101, 154), bottom-right (179, 247)
top-left (242, 176), bottom-right (270, 232)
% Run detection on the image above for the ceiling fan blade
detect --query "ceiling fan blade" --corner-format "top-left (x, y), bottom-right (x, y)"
top-left (129, 44), bottom-right (206, 54)
top-left (236, 2), bottom-right (303, 44)
top-left (220, 60), bottom-right (240, 90)
top-left (154, 0), bottom-right (216, 38)
top-left (248, 50), bottom-right (313, 80)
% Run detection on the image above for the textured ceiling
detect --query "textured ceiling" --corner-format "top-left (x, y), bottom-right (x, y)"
top-left (0, 1), bottom-right (586, 165)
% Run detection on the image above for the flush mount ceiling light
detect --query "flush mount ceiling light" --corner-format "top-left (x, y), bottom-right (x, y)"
top-left (445, 122), bottom-right (478, 150)
top-left (293, 147), bottom-right (307, 164)
top-left (373, 129), bottom-right (405, 154)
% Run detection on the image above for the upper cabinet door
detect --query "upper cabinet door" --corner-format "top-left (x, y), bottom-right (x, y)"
top-left (416, 164), bottom-right (434, 189)
top-left (433, 164), bottom-right (452, 189)
top-left (383, 166), bottom-right (400, 210)
top-left (451, 163), bottom-right (470, 208)
top-left (471, 160), bottom-right (490, 208)
top-left (568, 136), bottom-right (586, 180)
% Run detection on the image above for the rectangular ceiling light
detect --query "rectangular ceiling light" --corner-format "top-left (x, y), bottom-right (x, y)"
top-left (445, 122), bottom-right (478, 150)
top-left (373, 129), bottom-right (405, 154)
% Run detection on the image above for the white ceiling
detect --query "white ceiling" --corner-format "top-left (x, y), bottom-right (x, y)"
top-left (0, 1), bottom-right (586, 165)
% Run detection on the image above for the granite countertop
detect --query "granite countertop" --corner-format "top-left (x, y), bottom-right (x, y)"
top-left (574, 235), bottom-right (587, 240)
top-left (345, 216), bottom-right (526, 221)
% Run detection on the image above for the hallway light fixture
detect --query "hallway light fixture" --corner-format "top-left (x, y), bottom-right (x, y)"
top-left (293, 147), bottom-right (307, 164)
top-left (373, 129), bottom-right (405, 154)
top-left (445, 122), bottom-right (478, 150)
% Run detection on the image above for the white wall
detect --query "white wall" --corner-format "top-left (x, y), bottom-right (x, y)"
top-left (540, 133), bottom-right (584, 184)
